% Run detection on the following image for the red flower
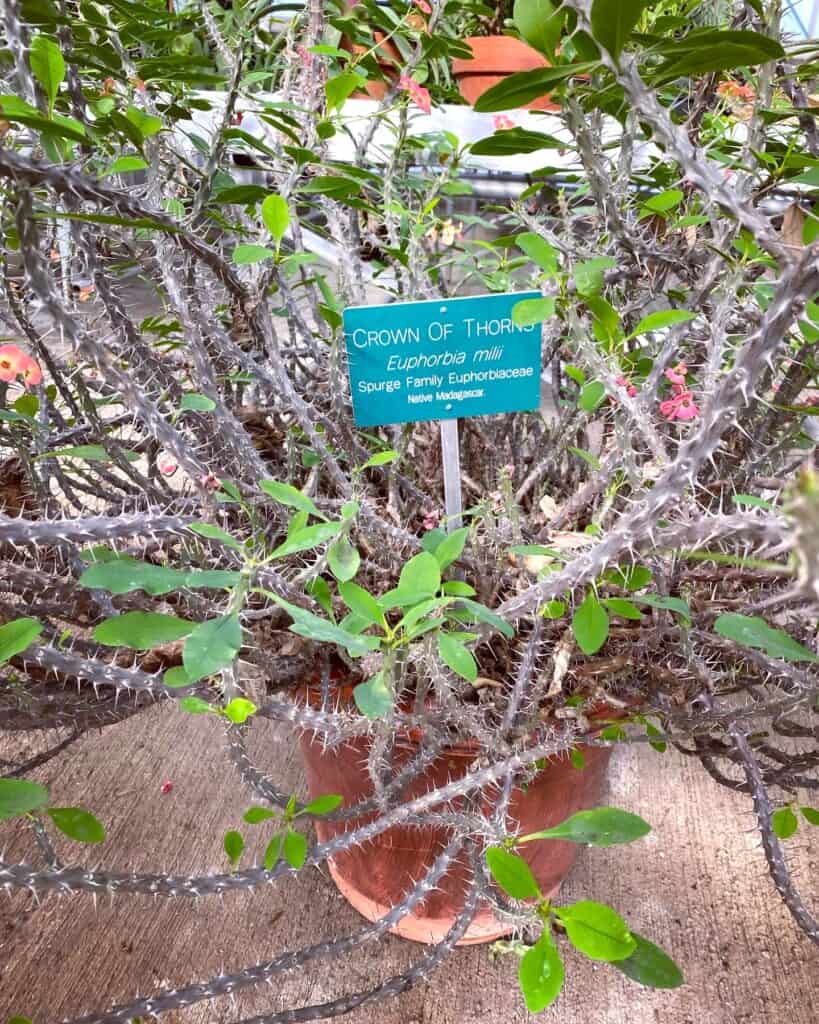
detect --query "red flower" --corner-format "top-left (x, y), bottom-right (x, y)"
top-left (412, 0), bottom-right (432, 13)
top-left (160, 780), bottom-right (173, 795)
top-left (0, 345), bottom-right (42, 388)
top-left (660, 390), bottom-right (700, 422)
top-left (296, 44), bottom-right (313, 68)
top-left (399, 75), bottom-right (431, 114)
top-left (493, 115), bottom-right (515, 131)
top-left (200, 472), bottom-right (220, 492)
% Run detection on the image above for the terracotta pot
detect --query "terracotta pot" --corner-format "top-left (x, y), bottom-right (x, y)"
top-left (452, 35), bottom-right (561, 112)
top-left (299, 695), bottom-right (614, 945)
top-left (339, 33), bottom-right (402, 101)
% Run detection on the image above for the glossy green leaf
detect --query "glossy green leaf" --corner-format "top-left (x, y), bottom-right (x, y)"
top-left (183, 614), bottom-right (242, 681)
top-left (512, 297), bottom-right (556, 327)
top-left (629, 309), bottom-right (696, 337)
top-left (434, 527), bottom-right (469, 570)
top-left (232, 243), bottom-right (276, 265)
top-left (93, 612), bottom-right (193, 649)
top-left (517, 232), bottom-right (558, 275)
top-left (575, 256), bottom-right (617, 297)
top-left (518, 931), bottom-right (565, 1012)
top-left (188, 522), bottom-right (244, 551)
top-left (102, 156), bottom-right (149, 177)
top-left (579, 381), bottom-right (607, 412)
top-left (772, 806), bottom-right (799, 839)
top-left (0, 779), bottom-right (49, 821)
top-left (223, 698), bottom-right (257, 724)
top-left (456, 598), bottom-right (515, 639)
top-left (556, 901), bottom-right (636, 961)
top-left (485, 847), bottom-right (541, 900)
top-left (260, 479), bottom-right (325, 520)
top-left (714, 614), bottom-right (817, 662)
top-left (800, 806), bottom-right (819, 826)
top-left (244, 806), bottom-right (277, 824)
top-left (266, 594), bottom-right (380, 657)
top-left (590, 0), bottom-right (646, 59)
top-left (540, 599), bottom-right (567, 619)
top-left (732, 494), bottom-right (774, 511)
top-left (614, 932), bottom-right (684, 988)
top-left (438, 632), bottom-right (478, 683)
top-left (79, 559), bottom-right (239, 595)
top-left (471, 127), bottom-right (564, 156)
top-left (283, 828), bottom-right (307, 869)
top-left (270, 521), bottom-right (342, 559)
top-left (357, 449), bottom-right (399, 470)
top-left (398, 552), bottom-right (441, 598)
top-left (339, 581), bottom-right (387, 629)
top-left (572, 593), bottom-right (609, 654)
top-left (0, 617), bottom-right (43, 665)
top-left (179, 392), bottom-right (216, 413)
top-left (177, 696), bottom-right (214, 714)
top-left (604, 564), bottom-right (653, 591)
top-left (473, 63), bottom-right (597, 112)
top-left (656, 30), bottom-right (784, 78)
top-left (328, 535), bottom-right (360, 582)
top-left (29, 34), bottom-right (65, 114)
top-left (325, 71), bottom-right (365, 112)
top-left (601, 597), bottom-right (642, 620)
top-left (224, 829), bottom-right (244, 867)
top-left (353, 671), bottom-right (393, 719)
top-left (634, 594), bottom-right (691, 624)
top-left (300, 794), bottom-right (343, 816)
top-left (47, 807), bottom-right (105, 844)
top-left (41, 444), bottom-right (138, 463)
top-left (261, 193), bottom-right (290, 244)
top-left (125, 105), bottom-right (162, 138)
top-left (264, 834), bottom-right (283, 869)
top-left (519, 807), bottom-right (651, 846)
top-left (514, 0), bottom-right (564, 59)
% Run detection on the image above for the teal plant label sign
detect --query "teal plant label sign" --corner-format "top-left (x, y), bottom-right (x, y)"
top-left (343, 291), bottom-right (542, 427)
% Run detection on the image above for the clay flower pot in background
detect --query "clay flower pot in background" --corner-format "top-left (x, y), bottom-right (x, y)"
top-left (452, 35), bottom-right (561, 111)
top-left (339, 32), bottom-right (402, 100)
top-left (299, 697), bottom-right (614, 945)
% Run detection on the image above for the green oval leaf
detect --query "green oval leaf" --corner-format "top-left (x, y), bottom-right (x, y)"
top-left (579, 381), bottom-right (607, 412)
top-left (179, 392), bottom-right (216, 413)
top-left (300, 794), bottom-right (343, 816)
top-left (572, 593), bottom-right (609, 655)
top-left (516, 232), bottom-right (558, 275)
top-left (398, 551), bottom-right (441, 598)
top-left (519, 807), bottom-right (651, 847)
top-left (772, 806), bottom-right (799, 840)
top-left (79, 559), bottom-right (239, 596)
top-left (590, 0), bottom-right (647, 60)
top-left (353, 671), bottom-right (393, 719)
top-left (261, 193), bottom-right (290, 244)
top-left (244, 806), bottom-right (277, 824)
top-left (29, 35), bottom-right (65, 114)
top-left (601, 597), bottom-right (643, 620)
top-left (485, 847), bottom-right (541, 901)
top-left (93, 606), bottom-right (192, 647)
top-left (556, 901), bottom-right (636, 961)
top-left (224, 829), bottom-right (244, 867)
top-left (260, 479), bottom-right (326, 520)
top-left (629, 309), bottom-right (696, 338)
top-left (264, 834), bottom-right (283, 870)
top-left (93, 612), bottom-right (193, 649)
top-left (0, 618), bottom-right (43, 665)
top-left (512, 296), bottom-right (556, 327)
top-left (519, 931), bottom-right (565, 1012)
top-left (223, 697), bottom-right (257, 724)
top-left (0, 779), bottom-right (49, 821)
top-left (271, 521), bottom-right (342, 559)
top-left (473, 63), bottom-right (596, 113)
top-left (438, 632), bottom-right (478, 683)
top-left (339, 581), bottom-right (387, 629)
top-left (714, 614), bottom-right (817, 663)
top-left (328, 535), bottom-right (361, 582)
top-left (613, 932), bottom-right (684, 988)
top-left (433, 526), bottom-right (470, 570)
top-left (283, 828), bottom-right (307, 869)
top-left (188, 522), bottom-right (244, 551)
top-left (232, 244), bottom-right (276, 265)
top-left (183, 614), bottom-right (243, 681)
top-left (47, 807), bottom-right (105, 844)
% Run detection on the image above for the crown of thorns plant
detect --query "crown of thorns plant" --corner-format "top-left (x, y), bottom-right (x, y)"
top-left (0, 0), bottom-right (818, 1020)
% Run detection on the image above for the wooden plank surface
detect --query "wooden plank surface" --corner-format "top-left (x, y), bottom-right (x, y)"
top-left (1, 705), bottom-right (816, 1024)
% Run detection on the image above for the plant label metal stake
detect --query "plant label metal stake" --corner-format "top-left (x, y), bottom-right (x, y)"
top-left (343, 292), bottom-right (542, 533)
